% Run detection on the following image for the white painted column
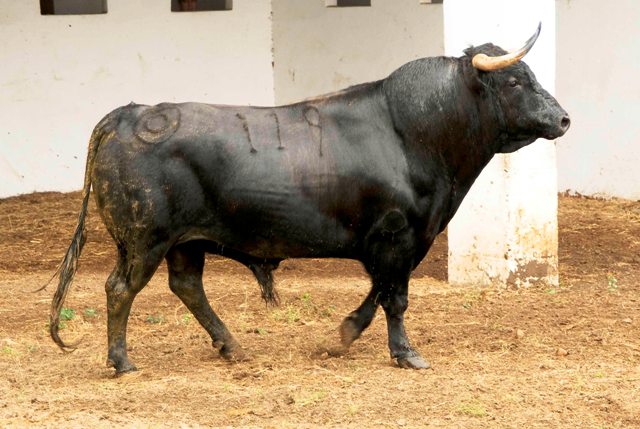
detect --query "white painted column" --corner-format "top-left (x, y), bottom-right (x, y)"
top-left (444, 0), bottom-right (559, 287)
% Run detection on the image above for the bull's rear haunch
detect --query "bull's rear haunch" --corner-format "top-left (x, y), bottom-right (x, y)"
top-left (51, 24), bottom-right (569, 374)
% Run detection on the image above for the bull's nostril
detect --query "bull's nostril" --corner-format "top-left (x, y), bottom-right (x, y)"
top-left (561, 116), bottom-right (571, 130)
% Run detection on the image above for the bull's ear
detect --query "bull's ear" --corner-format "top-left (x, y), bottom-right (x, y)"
top-left (461, 59), bottom-right (485, 93)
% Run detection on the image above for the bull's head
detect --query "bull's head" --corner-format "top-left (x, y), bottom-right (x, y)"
top-left (465, 23), bottom-right (571, 153)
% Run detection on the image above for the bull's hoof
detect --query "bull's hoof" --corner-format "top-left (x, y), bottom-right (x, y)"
top-left (328, 346), bottom-right (348, 357)
top-left (321, 344), bottom-right (348, 357)
top-left (114, 366), bottom-right (139, 377)
top-left (339, 316), bottom-right (360, 348)
top-left (216, 341), bottom-right (250, 362)
top-left (312, 342), bottom-right (346, 359)
top-left (106, 357), bottom-right (138, 375)
top-left (396, 355), bottom-right (431, 370)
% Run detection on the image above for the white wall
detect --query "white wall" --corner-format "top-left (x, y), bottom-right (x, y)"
top-left (556, 0), bottom-right (640, 200)
top-left (272, 0), bottom-right (444, 104)
top-left (0, 0), bottom-right (274, 197)
top-left (3, 1), bottom-right (638, 201)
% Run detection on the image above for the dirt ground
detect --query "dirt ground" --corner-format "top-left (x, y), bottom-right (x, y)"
top-left (0, 192), bottom-right (639, 428)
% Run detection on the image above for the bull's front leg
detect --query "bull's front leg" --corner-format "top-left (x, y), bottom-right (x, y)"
top-left (362, 211), bottom-right (430, 369)
top-left (339, 286), bottom-right (380, 349)
top-left (376, 276), bottom-right (430, 369)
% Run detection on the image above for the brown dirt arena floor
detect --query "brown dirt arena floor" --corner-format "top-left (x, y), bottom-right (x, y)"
top-left (0, 191), bottom-right (639, 428)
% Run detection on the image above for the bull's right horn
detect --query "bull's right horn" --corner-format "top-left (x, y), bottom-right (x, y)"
top-left (472, 22), bottom-right (541, 72)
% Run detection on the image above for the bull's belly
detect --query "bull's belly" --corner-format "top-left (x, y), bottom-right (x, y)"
top-left (177, 224), bottom-right (354, 259)
top-left (180, 191), bottom-right (357, 259)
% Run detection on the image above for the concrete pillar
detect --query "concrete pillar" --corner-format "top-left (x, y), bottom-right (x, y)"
top-left (444, 0), bottom-right (559, 287)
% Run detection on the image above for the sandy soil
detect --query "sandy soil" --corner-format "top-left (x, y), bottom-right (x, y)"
top-left (0, 191), bottom-right (639, 428)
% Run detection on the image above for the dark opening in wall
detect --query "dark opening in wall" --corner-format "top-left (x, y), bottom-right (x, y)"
top-left (326, 0), bottom-right (371, 7)
top-left (40, 0), bottom-right (108, 15)
top-left (171, 0), bottom-right (233, 12)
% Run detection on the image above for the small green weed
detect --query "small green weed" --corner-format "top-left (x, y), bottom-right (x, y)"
top-left (322, 304), bottom-right (336, 318)
top-left (145, 314), bottom-right (164, 324)
top-left (461, 289), bottom-right (487, 309)
top-left (1, 344), bottom-right (23, 359)
top-left (607, 273), bottom-right (618, 292)
top-left (2, 346), bottom-right (16, 356)
top-left (272, 293), bottom-right (336, 324)
top-left (300, 293), bottom-right (335, 318)
top-left (272, 306), bottom-right (301, 324)
top-left (60, 308), bottom-right (76, 321)
top-left (301, 292), bottom-right (312, 303)
top-left (180, 313), bottom-right (193, 325)
top-left (294, 389), bottom-right (327, 406)
top-left (84, 308), bottom-right (98, 318)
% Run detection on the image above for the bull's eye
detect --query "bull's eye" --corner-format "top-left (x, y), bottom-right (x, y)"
top-left (508, 77), bottom-right (519, 88)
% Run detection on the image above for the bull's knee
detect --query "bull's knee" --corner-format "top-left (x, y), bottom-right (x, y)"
top-left (168, 275), bottom-right (190, 294)
top-left (380, 292), bottom-right (409, 317)
top-left (167, 256), bottom-right (194, 291)
top-left (105, 274), bottom-right (130, 310)
top-left (105, 270), bottom-right (122, 293)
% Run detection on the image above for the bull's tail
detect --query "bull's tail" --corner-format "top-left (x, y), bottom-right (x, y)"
top-left (49, 119), bottom-right (112, 351)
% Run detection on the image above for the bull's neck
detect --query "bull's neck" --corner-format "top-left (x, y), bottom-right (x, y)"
top-left (382, 57), bottom-right (502, 193)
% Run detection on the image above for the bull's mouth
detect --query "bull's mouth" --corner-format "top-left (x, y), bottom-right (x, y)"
top-left (498, 137), bottom-right (537, 153)
top-left (543, 126), bottom-right (570, 140)
top-left (544, 115), bottom-right (571, 140)
top-left (544, 132), bottom-right (562, 140)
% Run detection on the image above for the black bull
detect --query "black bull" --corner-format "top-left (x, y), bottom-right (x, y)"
top-left (50, 35), bottom-right (570, 373)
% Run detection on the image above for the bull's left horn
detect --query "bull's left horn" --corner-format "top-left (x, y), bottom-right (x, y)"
top-left (472, 22), bottom-right (541, 72)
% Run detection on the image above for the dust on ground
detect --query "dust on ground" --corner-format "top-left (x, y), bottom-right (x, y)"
top-left (0, 192), bottom-right (639, 428)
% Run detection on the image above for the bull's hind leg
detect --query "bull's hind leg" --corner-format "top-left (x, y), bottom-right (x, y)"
top-left (166, 242), bottom-right (247, 361)
top-left (104, 257), bottom-right (134, 373)
top-left (106, 243), bottom-right (167, 374)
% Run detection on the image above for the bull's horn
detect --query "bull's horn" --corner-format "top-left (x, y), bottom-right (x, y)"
top-left (472, 22), bottom-right (541, 71)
